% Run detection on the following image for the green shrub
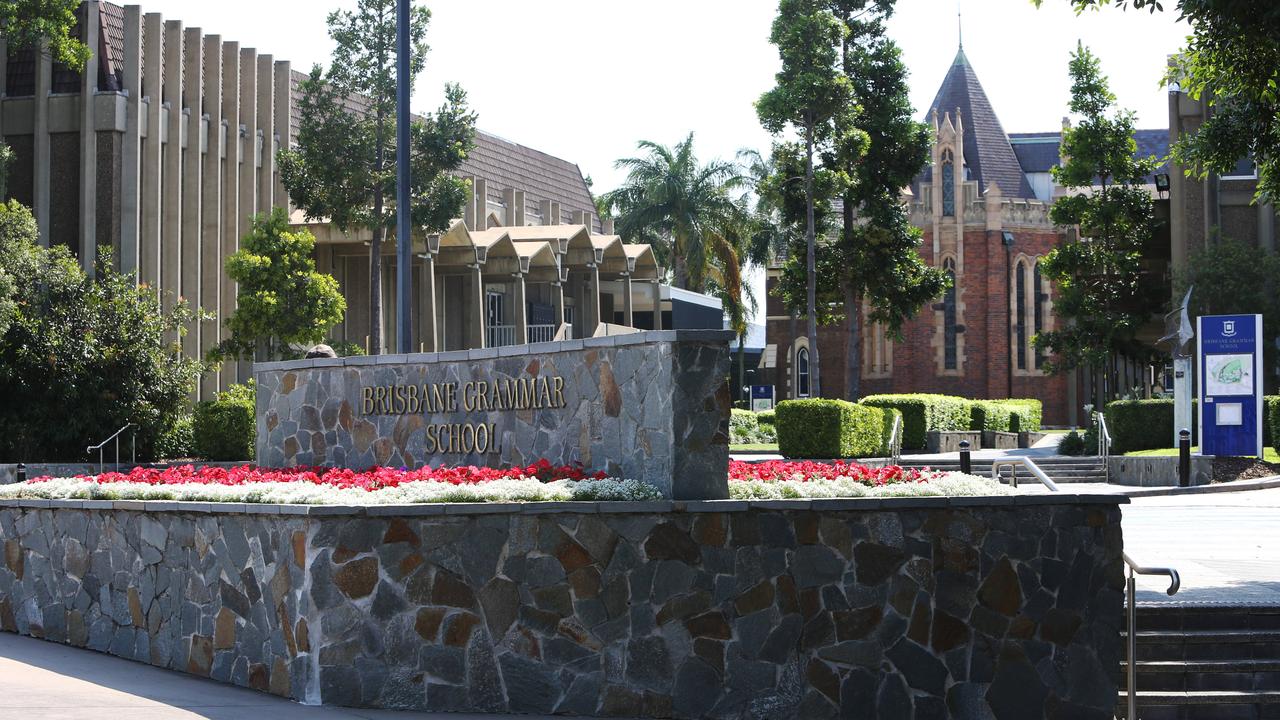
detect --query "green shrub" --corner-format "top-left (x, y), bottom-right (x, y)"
top-left (860, 394), bottom-right (972, 449)
top-left (970, 401), bottom-right (1014, 433)
top-left (194, 381), bottom-right (257, 461)
top-left (776, 399), bottom-right (885, 458)
top-left (1265, 396), bottom-right (1280, 454)
top-left (731, 409), bottom-right (759, 434)
top-left (756, 410), bottom-right (776, 427)
top-left (155, 414), bottom-right (195, 460)
top-left (1057, 430), bottom-right (1087, 456)
top-left (1104, 399), bottom-right (1200, 453)
top-left (1003, 399), bottom-right (1043, 432)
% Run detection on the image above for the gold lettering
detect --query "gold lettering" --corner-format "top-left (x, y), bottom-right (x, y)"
top-left (536, 377), bottom-right (550, 409)
top-left (553, 376), bottom-right (565, 408)
top-left (361, 387), bottom-right (374, 415)
top-left (447, 384), bottom-right (458, 413)
top-left (463, 382), bottom-right (476, 412)
top-left (501, 379), bottom-right (516, 409)
top-left (462, 423), bottom-right (475, 454)
top-left (425, 424), bottom-right (438, 453)
top-left (475, 381), bottom-right (488, 411)
top-left (406, 384), bottom-right (420, 414)
top-left (518, 378), bottom-right (533, 409)
top-left (474, 423), bottom-right (489, 454)
top-left (393, 385), bottom-right (407, 414)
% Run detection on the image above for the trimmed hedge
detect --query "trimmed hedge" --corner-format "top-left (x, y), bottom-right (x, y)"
top-left (757, 410), bottom-right (776, 428)
top-left (193, 381), bottom-right (256, 461)
top-left (1104, 399), bottom-right (1198, 453)
top-left (776, 399), bottom-right (887, 459)
top-left (970, 401), bottom-right (1014, 433)
top-left (860, 394), bottom-right (971, 450)
top-left (1267, 396), bottom-right (1280, 454)
top-left (1003, 399), bottom-right (1043, 433)
top-left (878, 408), bottom-right (904, 454)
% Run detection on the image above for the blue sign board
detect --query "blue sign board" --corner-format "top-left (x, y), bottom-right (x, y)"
top-left (750, 385), bottom-right (774, 412)
top-left (1197, 314), bottom-right (1263, 457)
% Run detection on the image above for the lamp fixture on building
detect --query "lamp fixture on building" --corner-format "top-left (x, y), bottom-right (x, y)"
top-left (1155, 173), bottom-right (1171, 198)
top-left (1001, 231), bottom-right (1015, 247)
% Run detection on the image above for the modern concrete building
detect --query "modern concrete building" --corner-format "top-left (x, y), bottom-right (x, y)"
top-left (1, 1), bottom-right (681, 401)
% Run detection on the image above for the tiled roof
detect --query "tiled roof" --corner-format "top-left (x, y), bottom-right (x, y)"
top-left (1008, 128), bottom-right (1171, 180)
top-left (6, 1), bottom-right (123, 96)
top-left (287, 70), bottom-right (600, 232)
top-left (919, 47), bottom-right (1037, 199)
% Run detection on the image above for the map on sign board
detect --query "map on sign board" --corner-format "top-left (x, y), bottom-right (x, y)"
top-left (1205, 353), bottom-right (1253, 397)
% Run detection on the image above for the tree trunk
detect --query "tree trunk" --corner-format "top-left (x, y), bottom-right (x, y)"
top-left (737, 336), bottom-right (746, 406)
top-left (804, 117), bottom-right (820, 397)
top-left (845, 284), bottom-right (862, 402)
top-left (673, 233), bottom-right (688, 290)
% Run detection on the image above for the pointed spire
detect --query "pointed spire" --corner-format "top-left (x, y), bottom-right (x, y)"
top-left (954, 1), bottom-right (968, 65)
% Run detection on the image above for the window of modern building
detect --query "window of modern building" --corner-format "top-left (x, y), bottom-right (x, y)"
top-left (943, 258), bottom-right (958, 370)
top-left (797, 347), bottom-right (811, 398)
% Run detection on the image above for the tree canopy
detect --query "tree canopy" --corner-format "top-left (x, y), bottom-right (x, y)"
top-left (278, 0), bottom-right (475, 355)
top-left (0, 0), bottom-right (91, 69)
top-left (1035, 44), bottom-right (1163, 375)
top-left (1033, 0), bottom-right (1280, 204)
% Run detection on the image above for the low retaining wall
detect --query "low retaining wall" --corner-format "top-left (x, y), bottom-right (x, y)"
top-left (0, 495), bottom-right (1125, 718)
top-left (925, 431), bottom-right (982, 454)
top-left (254, 330), bottom-right (732, 500)
top-left (1107, 455), bottom-right (1213, 486)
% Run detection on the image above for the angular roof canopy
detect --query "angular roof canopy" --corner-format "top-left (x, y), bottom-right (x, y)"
top-left (922, 47), bottom-right (1036, 199)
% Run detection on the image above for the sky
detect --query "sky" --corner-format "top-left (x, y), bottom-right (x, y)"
top-left (131, 0), bottom-right (1190, 318)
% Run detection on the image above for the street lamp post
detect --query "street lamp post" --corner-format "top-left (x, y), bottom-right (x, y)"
top-left (395, 0), bottom-right (413, 353)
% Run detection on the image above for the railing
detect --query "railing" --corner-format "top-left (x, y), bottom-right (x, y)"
top-left (86, 423), bottom-right (136, 475)
top-left (1123, 552), bottom-right (1180, 720)
top-left (1095, 411), bottom-right (1113, 482)
top-left (990, 457), bottom-right (1060, 492)
top-left (486, 325), bottom-right (516, 348)
top-left (528, 324), bottom-right (558, 343)
top-left (887, 413), bottom-right (903, 465)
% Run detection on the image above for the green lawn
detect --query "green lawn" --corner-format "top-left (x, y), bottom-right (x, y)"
top-left (730, 443), bottom-right (780, 452)
top-left (1124, 446), bottom-right (1280, 463)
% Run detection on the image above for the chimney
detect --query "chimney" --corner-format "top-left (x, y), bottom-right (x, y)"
top-left (514, 190), bottom-right (525, 226)
top-left (473, 178), bottom-right (488, 231)
top-left (463, 177), bottom-right (476, 229)
top-left (602, 217), bottom-right (614, 234)
top-left (549, 201), bottom-right (561, 226)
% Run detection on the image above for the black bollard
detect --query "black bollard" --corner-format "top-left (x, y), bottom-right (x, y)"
top-left (15, 463), bottom-right (25, 483)
top-left (959, 441), bottom-right (972, 475)
top-left (1178, 429), bottom-right (1191, 487)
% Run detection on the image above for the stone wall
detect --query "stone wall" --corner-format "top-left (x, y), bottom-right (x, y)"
top-left (254, 330), bottom-right (732, 501)
top-left (0, 495), bottom-right (1126, 718)
top-left (1107, 455), bottom-right (1213, 487)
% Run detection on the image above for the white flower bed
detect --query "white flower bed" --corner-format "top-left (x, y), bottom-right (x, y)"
top-left (728, 472), bottom-right (1011, 500)
top-left (0, 476), bottom-right (663, 505)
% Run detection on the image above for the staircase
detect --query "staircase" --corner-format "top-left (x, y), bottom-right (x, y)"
top-left (1119, 605), bottom-right (1280, 719)
top-left (899, 456), bottom-right (1108, 484)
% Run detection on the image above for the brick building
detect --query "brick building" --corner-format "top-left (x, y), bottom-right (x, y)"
top-left (764, 46), bottom-right (1171, 427)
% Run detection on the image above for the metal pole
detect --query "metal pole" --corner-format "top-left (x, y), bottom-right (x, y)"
top-left (959, 440), bottom-right (971, 475)
top-left (15, 464), bottom-right (25, 484)
top-left (1127, 572), bottom-right (1137, 720)
top-left (394, 0), bottom-right (413, 353)
top-left (1178, 428), bottom-right (1191, 487)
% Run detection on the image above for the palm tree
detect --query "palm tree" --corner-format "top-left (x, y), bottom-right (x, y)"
top-left (601, 134), bottom-right (745, 293)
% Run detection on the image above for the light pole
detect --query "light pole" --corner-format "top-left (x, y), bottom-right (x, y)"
top-left (395, 0), bottom-right (413, 353)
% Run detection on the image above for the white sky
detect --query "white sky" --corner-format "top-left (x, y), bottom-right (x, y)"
top-left (131, 0), bottom-right (1190, 319)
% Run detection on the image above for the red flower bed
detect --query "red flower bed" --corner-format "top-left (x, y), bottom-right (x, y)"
top-left (729, 459), bottom-right (931, 486)
top-left (36, 460), bottom-right (606, 491)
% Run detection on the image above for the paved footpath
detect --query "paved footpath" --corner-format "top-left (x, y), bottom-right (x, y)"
top-left (0, 631), bottom-right (631, 720)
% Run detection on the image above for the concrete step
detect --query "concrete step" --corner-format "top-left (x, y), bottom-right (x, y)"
top-left (1116, 691), bottom-right (1280, 720)
top-left (1121, 661), bottom-right (1280, 693)
top-left (1130, 630), bottom-right (1280, 662)
top-left (1137, 606), bottom-right (1280, 633)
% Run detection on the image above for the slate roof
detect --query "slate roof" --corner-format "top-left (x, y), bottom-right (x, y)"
top-left (5, 1), bottom-right (124, 96)
top-left (1008, 129), bottom-right (1172, 181)
top-left (286, 70), bottom-right (600, 232)
top-left (919, 47), bottom-right (1037, 199)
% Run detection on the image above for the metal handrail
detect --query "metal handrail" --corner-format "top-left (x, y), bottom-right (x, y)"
top-left (1095, 411), bottom-right (1113, 482)
top-left (1123, 552), bottom-right (1180, 720)
top-left (990, 457), bottom-right (1060, 492)
top-left (887, 414), bottom-right (903, 465)
top-left (86, 423), bottom-right (136, 475)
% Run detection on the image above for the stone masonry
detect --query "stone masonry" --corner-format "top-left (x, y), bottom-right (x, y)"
top-left (255, 330), bottom-right (733, 501)
top-left (0, 495), bottom-right (1126, 718)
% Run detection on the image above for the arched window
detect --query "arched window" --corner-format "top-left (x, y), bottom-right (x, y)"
top-left (942, 160), bottom-right (956, 217)
top-left (1033, 262), bottom-right (1045, 369)
top-left (797, 347), bottom-right (811, 398)
top-left (1015, 260), bottom-right (1028, 371)
top-left (943, 258), bottom-right (957, 370)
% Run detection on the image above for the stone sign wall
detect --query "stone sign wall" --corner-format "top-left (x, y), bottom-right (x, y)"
top-left (0, 495), bottom-right (1125, 718)
top-left (254, 330), bottom-right (733, 500)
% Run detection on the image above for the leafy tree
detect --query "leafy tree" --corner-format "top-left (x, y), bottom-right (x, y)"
top-left (601, 134), bottom-right (746, 293)
top-left (212, 208), bottom-right (346, 362)
top-left (0, 201), bottom-right (200, 461)
top-left (757, 0), bottom-right (855, 397)
top-left (1033, 0), bottom-right (1280, 204)
top-left (1035, 45), bottom-right (1163, 398)
top-left (0, 0), bottom-right (91, 69)
top-left (278, 0), bottom-right (476, 356)
top-left (1176, 236), bottom-right (1280, 388)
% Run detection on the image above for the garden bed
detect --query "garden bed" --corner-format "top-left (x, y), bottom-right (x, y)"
top-left (0, 460), bottom-right (1007, 504)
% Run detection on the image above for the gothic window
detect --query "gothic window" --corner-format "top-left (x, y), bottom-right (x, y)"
top-left (943, 258), bottom-right (957, 370)
top-left (796, 347), bottom-right (811, 397)
top-left (942, 160), bottom-right (956, 217)
top-left (1015, 261), bottom-right (1028, 371)
top-left (1033, 262), bottom-right (1045, 369)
